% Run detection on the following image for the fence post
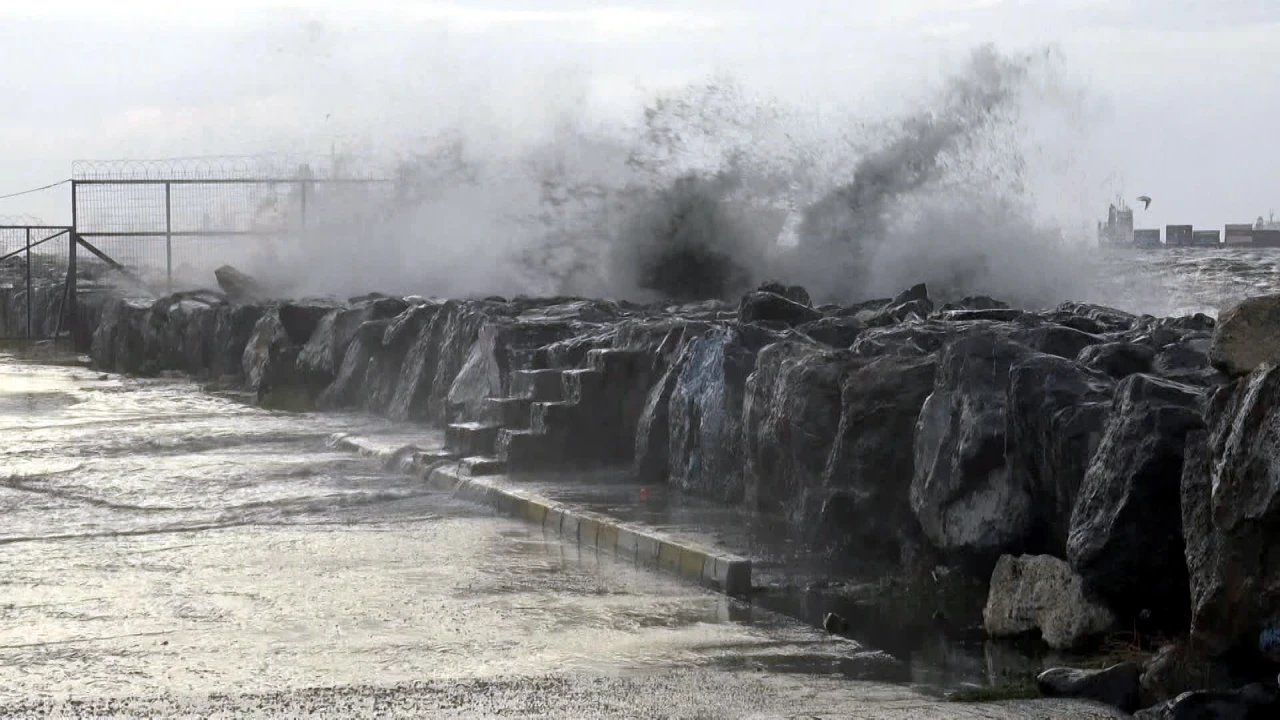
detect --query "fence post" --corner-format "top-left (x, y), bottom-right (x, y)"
top-left (300, 179), bottom-right (308, 233)
top-left (68, 181), bottom-right (78, 344)
top-left (24, 227), bottom-right (31, 338)
top-left (165, 181), bottom-right (173, 291)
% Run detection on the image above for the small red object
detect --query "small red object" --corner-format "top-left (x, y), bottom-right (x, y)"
top-left (640, 488), bottom-right (648, 501)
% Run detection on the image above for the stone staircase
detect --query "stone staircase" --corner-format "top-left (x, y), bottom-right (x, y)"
top-left (440, 348), bottom-right (655, 476)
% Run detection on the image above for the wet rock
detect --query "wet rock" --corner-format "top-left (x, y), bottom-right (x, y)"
top-left (864, 298), bottom-right (933, 328)
top-left (388, 301), bottom-right (489, 423)
top-left (90, 296), bottom-right (155, 375)
top-left (937, 308), bottom-right (1026, 323)
top-left (738, 291), bottom-right (822, 327)
top-left (1140, 641), bottom-right (1236, 706)
top-left (756, 280), bottom-right (811, 307)
top-left (1006, 354), bottom-right (1113, 555)
top-left (1134, 683), bottom-right (1280, 719)
top-left (1016, 324), bottom-right (1104, 360)
top-left (241, 311), bottom-right (299, 402)
top-left (1185, 365), bottom-right (1280, 657)
top-left (983, 554), bottom-right (1117, 651)
top-left (910, 330), bottom-right (1035, 564)
top-left (214, 264), bottom-right (267, 303)
top-left (210, 304), bottom-right (265, 380)
top-left (1154, 335), bottom-right (1224, 386)
top-left (1208, 294), bottom-right (1280, 376)
top-left (1067, 374), bottom-right (1204, 630)
top-left (848, 320), bottom-right (959, 358)
top-left (447, 319), bottom-right (578, 423)
top-left (815, 354), bottom-right (937, 564)
top-left (277, 301), bottom-right (339, 345)
top-left (743, 340), bottom-right (849, 515)
top-left (150, 291), bottom-right (227, 376)
top-left (1037, 663), bottom-right (1142, 713)
top-left (634, 325), bottom-right (700, 485)
top-left (1046, 302), bottom-right (1138, 335)
top-left (797, 316), bottom-right (866, 349)
top-left (297, 297), bottom-right (410, 393)
top-left (1078, 342), bottom-right (1156, 380)
top-left (939, 295), bottom-right (1010, 312)
top-left (664, 325), bottom-right (776, 502)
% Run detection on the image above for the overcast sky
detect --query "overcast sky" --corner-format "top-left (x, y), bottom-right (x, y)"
top-left (2, 0), bottom-right (1278, 231)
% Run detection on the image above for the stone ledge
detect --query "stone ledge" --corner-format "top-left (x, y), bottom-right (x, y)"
top-left (327, 432), bottom-right (752, 597)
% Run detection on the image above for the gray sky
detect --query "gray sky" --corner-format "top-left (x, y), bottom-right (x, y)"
top-left (2, 0), bottom-right (1279, 231)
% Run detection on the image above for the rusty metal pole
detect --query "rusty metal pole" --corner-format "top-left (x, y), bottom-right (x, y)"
top-left (24, 227), bottom-right (31, 338)
top-left (165, 182), bottom-right (173, 292)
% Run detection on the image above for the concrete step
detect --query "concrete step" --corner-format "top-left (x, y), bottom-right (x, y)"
top-left (496, 428), bottom-right (567, 471)
top-left (561, 368), bottom-right (605, 404)
top-left (445, 422), bottom-right (502, 457)
top-left (511, 369), bottom-right (564, 401)
top-left (484, 396), bottom-right (534, 429)
top-left (587, 348), bottom-right (652, 375)
top-left (530, 400), bottom-right (580, 435)
top-left (459, 455), bottom-right (506, 477)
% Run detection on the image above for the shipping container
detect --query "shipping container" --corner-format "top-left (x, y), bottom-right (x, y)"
top-left (1192, 230), bottom-right (1221, 246)
top-left (1166, 225), bottom-right (1194, 246)
top-left (1133, 229), bottom-right (1162, 247)
top-left (1253, 229), bottom-right (1280, 247)
top-left (1225, 224), bottom-right (1254, 244)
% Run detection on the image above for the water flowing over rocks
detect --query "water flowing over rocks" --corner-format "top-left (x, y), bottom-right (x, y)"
top-left (84, 266), bottom-right (1280, 716)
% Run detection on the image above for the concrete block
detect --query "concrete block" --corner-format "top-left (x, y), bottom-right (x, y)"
top-left (657, 542), bottom-right (682, 573)
top-left (678, 548), bottom-right (708, 582)
top-left (596, 522), bottom-right (619, 553)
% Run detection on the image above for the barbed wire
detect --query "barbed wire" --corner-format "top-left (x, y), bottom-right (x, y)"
top-left (0, 179), bottom-right (69, 201)
top-left (72, 154), bottom-right (392, 181)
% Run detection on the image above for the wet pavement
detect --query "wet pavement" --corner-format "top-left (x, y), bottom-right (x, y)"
top-left (0, 353), bottom-right (1125, 718)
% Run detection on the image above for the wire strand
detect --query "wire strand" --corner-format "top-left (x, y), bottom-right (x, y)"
top-left (0, 179), bottom-right (70, 201)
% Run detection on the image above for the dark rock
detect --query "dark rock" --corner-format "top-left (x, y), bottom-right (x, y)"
top-left (864, 298), bottom-right (933, 328)
top-left (1046, 302), bottom-right (1138, 335)
top-left (1078, 342), bottom-right (1156, 380)
top-left (210, 304), bottom-right (265, 380)
top-left (744, 340), bottom-right (849, 515)
top-left (1135, 683), bottom-right (1280, 720)
top-left (1185, 366), bottom-right (1280, 657)
top-left (891, 282), bottom-right (930, 306)
top-left (89, 296), bottom-right (156, 375)
top-left (1006, 353), bottom-right (1113, 555)
top-left (1208, 294), bottom-right (1280, 376)
top-left (937, 308), bottom-right (1026, 323)
top-left (277, 301), bottom-right (339, 345)
top-left (815, 354), bottom-right (937, 565)
top-left (241, 311), bottom-right (301, 402)
top-left (757, 280), bottom-right (811, 307)
top-left (738, 291), bottom-right (822, 327)
top-left (1154, 335), bottom-right (1225, 386)
top-left (446, 319), bottom-right (578, 423)
top-left (1067, 373), bottom-right (1204, 631)
top-left (388, 301), bottom-right (489, 423)
top-left (214, 264), bottom-right (267, 303)
top-left (940, 295), bottom-right (1010, 312)
top-left (1037, 663), bottom-right (1141, 713)
top-left (634, 325), bottom-right (700, 485)
top-left (1016, 324), bottom-right (1104, 360)
top-left (797, 316), bottom-right (866, 349)
top-left (848, 320), bottom-right (960, 358)
top-left (1140, 641), bottom-right (1236, 706)
top-left (984, 554), bottom-right (1117, 651)
top-left (665, 325), bottom-right (778, 502)
top-left (910, 330), bottom-right (1035, 564)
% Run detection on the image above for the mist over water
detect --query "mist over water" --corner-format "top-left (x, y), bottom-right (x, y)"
top-left (228, 43), bottom-right (1118, 311)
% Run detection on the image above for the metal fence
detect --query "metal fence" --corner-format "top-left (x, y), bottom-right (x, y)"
top-left (0, 219), bottom-right (72, 339)
top-left (70, 156), bottom-right (396, 290)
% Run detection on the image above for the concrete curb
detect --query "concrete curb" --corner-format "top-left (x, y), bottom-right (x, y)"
top-left (326, 433), bottom-right (752, 597)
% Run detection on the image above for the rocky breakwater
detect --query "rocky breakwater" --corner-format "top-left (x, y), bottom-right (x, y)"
top-left (87, 267), bottom-right (1280, 716)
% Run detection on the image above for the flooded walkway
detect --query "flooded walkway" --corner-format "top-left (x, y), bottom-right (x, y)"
top-left (0, 355), bottom-right (1124, 718)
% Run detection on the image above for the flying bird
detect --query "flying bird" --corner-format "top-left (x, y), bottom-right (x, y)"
top-left (1138, 195), bottom-right (1152, 210)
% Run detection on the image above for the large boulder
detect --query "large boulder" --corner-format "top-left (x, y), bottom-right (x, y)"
top-left (1045, 302), bottom-right (1138, 335)
top-left (1184, 365), bottom-right (1280, 658)
top-left (815, 354), bottom-right (938, 565)
top-left (1005, 353), bottom-right (1113, 556)
top-left (90, 296), bottom-right (156, 374)
top-left (387, 301), bottom-right (490, 423)
top-left (1078, 342), bottom-right (1156, 380)
top-left (296, 297), bottom-right (409, 393)
top-left (241, 311), bottom-right (298, 402)
top-left (214, 264), bottom-right (267, 303)
top-left (738, 290), bottom-right (822, 327)
top-left (446, 318), bottom-right (578, 423)
top-left (983, 554), bottom-right (1117, 651)
top-left (1208, 294), bottom-right (1280, 376)
top-left (910, 330), bottom-right (1035, 564)
top-left (663, 325), bottom-right (774, 502)
top-left (145, 290), bottom-right (227, 376)
top-left (210, 304), bottom-right (265, 379)
top-left (743, 340), bottom-right (850, 516)
top-left (1067, 373), bottom-right (1205, 631)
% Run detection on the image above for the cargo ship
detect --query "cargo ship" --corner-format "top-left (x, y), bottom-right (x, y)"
top-left (1099, 200), bottom-right (1280, 249)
